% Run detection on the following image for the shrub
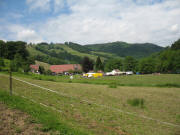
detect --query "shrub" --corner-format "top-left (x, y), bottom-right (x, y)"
top-left (109, 82), bottom-right (117, 88)
top-left (127, 98), bottom-right (145, 108)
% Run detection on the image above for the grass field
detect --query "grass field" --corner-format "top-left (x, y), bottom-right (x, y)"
top-left (0, 73), bottom-right (180, 135)
top-left (7, 72), bottom-right (180, 88)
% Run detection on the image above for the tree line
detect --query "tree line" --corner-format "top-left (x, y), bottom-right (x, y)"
top-left (82, 39), bottom-right (180, 74)
top-left (0, 39), bottom-right (180, 74)
top-left (0, 40), bottom-right (34, 72)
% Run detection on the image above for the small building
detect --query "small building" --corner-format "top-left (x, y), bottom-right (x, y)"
top-left (50, 64), bottom-right (81, 75)
top-left (30, 65), bottom-right (39, 74)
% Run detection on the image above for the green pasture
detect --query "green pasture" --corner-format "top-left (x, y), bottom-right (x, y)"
top-left (6, 72), bottom-right (180, 88)
top-left (0, 73), bottom-right (179, 135)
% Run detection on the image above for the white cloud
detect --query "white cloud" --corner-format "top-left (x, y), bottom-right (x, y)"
top-left (35, 0), bottom-right (180, 46)
top-left (2, 0), bottom-right (180, 46)
top-left (8, 13), bottom-right (24, 19)
top-left (54, 0), bottom-right (65, 13)
top-left (26, 0), bottom-right (66, 13)
top-left (26, 0), bottom-right (51, 12)
top-left (170, 24), bottom-right (178, 32)
top-left (7, 25), bottom-right (43, 43)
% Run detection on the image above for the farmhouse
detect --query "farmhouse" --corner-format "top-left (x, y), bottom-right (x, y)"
top-left (30, 64), bottom-right (39, 73)
top-left (50, 64), bottom-right (81, 74)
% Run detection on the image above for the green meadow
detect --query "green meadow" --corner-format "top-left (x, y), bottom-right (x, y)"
top-left (7, 72), bottom-right (180, 87)
top-left (0, 73), bottom-right (180, 135)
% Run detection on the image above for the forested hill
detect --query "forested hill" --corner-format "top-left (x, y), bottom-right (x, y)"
top-left (26, 41), bottom-right (163, 65)
top-left (85, 41), bottom-right (163, 58)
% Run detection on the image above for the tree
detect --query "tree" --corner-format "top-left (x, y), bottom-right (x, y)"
top-left (5, 41), bottom-right (28, 60)
top-left (39, 66), bottom-right (45, 74)
top-left (156, 49), bottom-right (180, 73)
top-left (123, 56), bottom-right (137, 72)
top-left (10, 60), bottom-right (18, 72)
top-left (0, 58), bottom-right (5, 71)
top-left (0, 40), bottom-right (6, 57)
top-left (16, 41), bottom-right (29, 59)
top-left (105, 58), bottom-right (123, 72)
top-left (81, 57), bottom-right (94, 73)
top-left (138, 57), bottom-right (156, 74)
top-left (171, 38), bottom-right (180, 50)
top-left (95, 56), bottom-right (103, 71)
top-left (45, 69), bottom-right (52, 75)
top-left (14, 54), bottom-right (24, 68)
top-left (22, 64), bottom-right (30, 73)
top-left (0, 58), bottom-right (5, 67)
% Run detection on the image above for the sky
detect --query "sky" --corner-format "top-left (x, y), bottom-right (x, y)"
top-left (0, 0), bottom-right (180, 46)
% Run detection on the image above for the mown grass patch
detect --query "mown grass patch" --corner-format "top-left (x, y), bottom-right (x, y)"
top-left (0, 89), bottom-right (88, 135)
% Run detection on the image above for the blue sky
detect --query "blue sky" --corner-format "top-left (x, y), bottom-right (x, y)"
top-left (0, 0), bottom-right (180, 46)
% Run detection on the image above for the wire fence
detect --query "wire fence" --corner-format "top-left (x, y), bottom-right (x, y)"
top-left (0, 73), bottom-right (179, 129)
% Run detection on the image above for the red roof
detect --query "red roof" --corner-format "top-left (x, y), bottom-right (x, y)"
top-left (30, 65), bottom-right (39, 70)
top-left (50, 64), bottom-right (81, 73)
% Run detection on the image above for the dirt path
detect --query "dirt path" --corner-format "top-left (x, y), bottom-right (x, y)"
top-left (0, 103), bottom-right (57, 135)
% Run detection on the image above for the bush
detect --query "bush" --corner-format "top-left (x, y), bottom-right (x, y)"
top-left (127, 98), bottom-right (145, 108)
top-left (109, 82), bottom-right (117, 88)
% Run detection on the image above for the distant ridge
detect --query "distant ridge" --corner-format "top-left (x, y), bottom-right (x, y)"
top-left (27, 41), bottom-right (164, 65)
top-left (85, 41), bottom-right (163, 58)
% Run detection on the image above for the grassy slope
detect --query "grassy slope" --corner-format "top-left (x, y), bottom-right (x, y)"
top-left (26, 46), bottom-right (48, 57)
top-left (0, 89), bottom-right (88, 135)
top-left (0, 73), bottom-right (180, 135)
top-left (27, 44), bottom-right (120, 64)
top-left (54, 44), bottom-right (107, 61)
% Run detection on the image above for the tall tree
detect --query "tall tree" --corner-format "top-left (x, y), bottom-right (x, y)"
top-left (81, 57), bottom-right (94, 73)
top-left (5, 41), bottom-right (28, 60)
top-left (39, 66), bottom-right (45, 74)
top-left (0, 40), bottom-right (6, 57)
top-left (123, 56), bottom-right (137, 72)
top-left (0, 58), bottom-right (5, 67)
top-left (171, 38), bottom-right (180, 50)
top-left (16, 41), bottom-right (29, 59)
top-left (138, 57), bottom-right (156, 74)
top-left (95, 56), bottom-right (103, 71)
top-left (105, 58), bottom-right (123, 72)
